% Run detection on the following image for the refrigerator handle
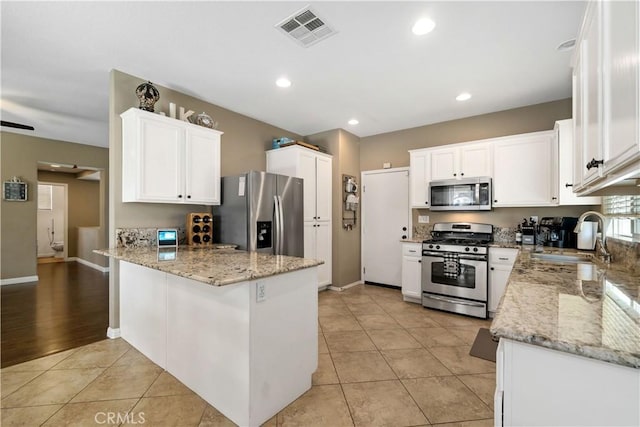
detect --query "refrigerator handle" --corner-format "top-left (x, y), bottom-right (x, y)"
top-left (273, 195), bottom-right (281, 255)
top-left (277, 195), bottom-right (284, 255)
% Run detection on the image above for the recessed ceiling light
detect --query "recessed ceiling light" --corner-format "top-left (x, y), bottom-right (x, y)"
top-left (276, 77), bottom-right (291, 88)
top-left (456, 92), bottom-right (472, 101)
top-left (557, 39), bottom-right (576, 52)
top-left (412, 17), bottom-right (436, 36)
top-left (348, 119), bottom-right (359, 125)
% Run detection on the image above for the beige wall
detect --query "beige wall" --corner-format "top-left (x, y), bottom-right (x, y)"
top-left (37, 170), bottom-right (101, 258)
top-left (0, 132), bottom-right (108, 279)
top-left (306, 129), bottom-right (361, 287)
top-left (360, 99), bottom-right (572, 171)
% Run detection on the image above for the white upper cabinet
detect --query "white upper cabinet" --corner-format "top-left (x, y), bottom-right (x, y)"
top-left (429, 143), bottom-right (492, 181)
top-left (409, 150), bottom-right (430, 208)
top-left (492, 131), bottom-right (558, 207)
top-left (573, 0), bottom-right (640, 194)
top-left (555, 119), bottom-right (601, 205)
top-left (121, 108), bottom-right (222, 205)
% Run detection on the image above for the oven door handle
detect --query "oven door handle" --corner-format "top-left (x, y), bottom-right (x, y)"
top-left (423, 294), bottom-right (486, 308)
top-left (422, 251), bottom-right (443, 257)
top-left (458, 254), bottom-right (488, 261)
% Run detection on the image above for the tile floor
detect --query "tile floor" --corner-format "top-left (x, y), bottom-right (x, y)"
top-left (0, 284), bottom-right (495, 426)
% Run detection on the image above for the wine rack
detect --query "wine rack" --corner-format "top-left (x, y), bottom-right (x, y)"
top-left (186, 212), bottom-right (213, 245)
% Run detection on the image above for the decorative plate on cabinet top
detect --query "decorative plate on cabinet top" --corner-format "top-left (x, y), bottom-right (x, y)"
top-left (189, 112), bottom-right (218, 129)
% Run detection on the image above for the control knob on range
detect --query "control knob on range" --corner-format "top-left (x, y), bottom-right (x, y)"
top-left (465, 247), bottom-right (470, 252)
top-left (473, 247), bottom-right (478, 252)
top-left (428, 244), bottom-right (434, 249)
top-left (436, 245), bottom-right (440, 250)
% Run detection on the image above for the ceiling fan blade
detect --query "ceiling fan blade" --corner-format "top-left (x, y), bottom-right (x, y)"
top-left (1, 120), bottom-right (34, 131)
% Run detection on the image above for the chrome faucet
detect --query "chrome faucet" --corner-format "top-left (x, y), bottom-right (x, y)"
top-left (574, 211), bottom-right (611, 264)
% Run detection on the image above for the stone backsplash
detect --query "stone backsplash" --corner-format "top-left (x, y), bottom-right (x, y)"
top-left (607, 238), bottom-right (640, 275)
top-left (116, 227), bottom-right (186, 248)
top-left (413, 224), bottom-right (515, 244)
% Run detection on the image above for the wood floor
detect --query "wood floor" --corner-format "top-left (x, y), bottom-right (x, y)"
top-left (1, 261), bottom-right (109, 368)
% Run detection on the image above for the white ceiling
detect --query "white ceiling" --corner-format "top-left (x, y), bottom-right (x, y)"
top-left (1, 1), bottom-right (586, 148)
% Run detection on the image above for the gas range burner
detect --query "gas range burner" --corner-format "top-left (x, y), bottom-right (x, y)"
top-left (422, 222), bottom-right (494, 255)
top-left (423, 238), bottom-right (492, 246)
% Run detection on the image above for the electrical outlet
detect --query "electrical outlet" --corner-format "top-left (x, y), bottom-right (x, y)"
top-left (418, 215), bottom-right (429, 223)
top-left (256, 282), bottom-right (266, 302)
top-left (530, 215), bottom-right (539, 224)
top-left (382, 162), bottom-right (391, 169)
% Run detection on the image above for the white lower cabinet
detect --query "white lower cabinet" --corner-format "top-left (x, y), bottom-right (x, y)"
top-left (305, 221), bottom-right (332, 288)
top-left (488, 248), bottom-right (518, 315)
top-left (496, 339), bottom-right (640, 426)
top-left (401, 242), bottom-right (422, 303)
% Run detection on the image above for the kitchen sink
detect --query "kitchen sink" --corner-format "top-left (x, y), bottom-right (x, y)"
top-left (530, 252), bottom-right (593, 263)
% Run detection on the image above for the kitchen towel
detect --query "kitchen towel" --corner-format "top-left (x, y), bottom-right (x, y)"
top-left (443, 252), bottom-right (460, 278)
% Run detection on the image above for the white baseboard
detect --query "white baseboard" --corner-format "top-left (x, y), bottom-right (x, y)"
top-left (1, 275), bottom-right (39, 286)
top-left (106, 327), bottom-right (121, 339)
top-left (68, 257), bottom-right (110, 273)
top-left (327, 281), bottom-right (362, 292)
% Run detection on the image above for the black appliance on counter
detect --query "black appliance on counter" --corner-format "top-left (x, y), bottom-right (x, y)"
top-left (539, 217), bottom-right (579, 248)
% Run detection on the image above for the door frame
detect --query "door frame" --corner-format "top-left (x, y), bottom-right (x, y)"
top-left (360, 167), bottom-right (411, 284)
top-left (37, 181), bottom-right (69, 261)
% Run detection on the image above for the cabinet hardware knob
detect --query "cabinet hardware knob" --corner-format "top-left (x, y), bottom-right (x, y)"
top-left (586, 158), bottom-right (604, 170)
top-left (460, 173), bottom-right (464, 176)
top-left (317, 217), bottom-right (320, 219)
top-left (490, 267), bottom-right (495, 271)
top-left (187, 195), bottom-right (191, 199)
top-left (402, 227), bottom-right (407, 231)
top-left (418, 260), bottom-right (422, 263)
top-left (178, 195), bottom-right (183, 198)
top-left (565, 183), bottom-right (573, 188)
top-left (402, 235), bottom-right (407, 239)
top-left (552, 197), bottom-right (558, 200)
top-left (425, 201), bottom-right (428, 205)
top-left (453, 173), bottom-right (457, 177)
top-left (494, 200), bottom-right (498, 203)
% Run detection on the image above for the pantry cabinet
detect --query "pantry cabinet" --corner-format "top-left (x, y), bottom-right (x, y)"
top-left (492, 131), bottom-right (558, 207)
top-left (121, 108), bottom-right (222, 205)
top-left (401, 242), bottom-right (422, 303)
top-left (267, 145), bottom-right (333, 287)
top-left (409, 150), bottom-right (430, 208)
top-left (572, 0), bottom-right (640, 195)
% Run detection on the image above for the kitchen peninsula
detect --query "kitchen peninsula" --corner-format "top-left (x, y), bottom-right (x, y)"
top-left (490, 249), bottom-right (640, 426)
top-left (96, 246), bottom-right (322, 427)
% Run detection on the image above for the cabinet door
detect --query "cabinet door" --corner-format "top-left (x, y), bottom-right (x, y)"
top-left (184, 128), bottom-right (221, 205)
top-left (489, 266), bottom-right (512, 313)
top-left (315, 221), bottom-right (332, 287)
top-left (460, 143), bottom-right (492, 178)
top-left (401, 256), bottom-right (422, 300)
top-left (573, 54), bottom-right (586, 191)
top-left (582, 3), bottom-right (604, 185)
top-left (603, 0), bottom-right (640, 173)
top-left (429, 147), bottom-right (458, 180)
top-left (315, 155), bottom-right (332, 222)
top-left (410, 151), bottom-right (430, 208)
top-left (303, 222), bottom-right (317, 259)
top-left (493, 132), bottom-right (557, 207)
top-left (137, 116), bottom-right (183, 202)
top-left (298, 152), bottom-right (317, 222)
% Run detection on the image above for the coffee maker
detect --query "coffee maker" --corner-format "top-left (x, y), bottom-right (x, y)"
top-left (539, 217), bottom-right (579, 248)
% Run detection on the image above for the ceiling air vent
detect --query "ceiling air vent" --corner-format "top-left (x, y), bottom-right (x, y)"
top-left (275, 6), bottom-right (337, 48)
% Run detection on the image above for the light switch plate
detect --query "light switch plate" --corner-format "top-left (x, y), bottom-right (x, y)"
top-left (418, 215), bottom-right (429, 223)
top-left (382, 162), bottom-right (391, 169)
top-left (256, 282), bottom-right (266, 302)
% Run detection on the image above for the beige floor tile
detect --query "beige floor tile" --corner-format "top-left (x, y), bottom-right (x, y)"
top-left (324, 331), bottom-right (376, 352)
top-left (318, 334), bottom-right (329, 354)
top-left (124, 394), bottom-right (207, 426)
top-left (144, 371), bottom-right (195, 397)
top-left (389, 311), bottom-right (442, 328)
top-left (261, 415), bottom-right (277, 427)
top-left (1, 348), bottom-right (77, 373)
top-left (345, 302), bottom-right (386, 316)
top-left (1, 370), bottom-right (44, 398)
top-left (447, 327), bottom-right (483, 346)
top-left (429, 346), bottom-right (496, 375)
top-left (312, 353), bottom-right (339, 385)
top-left (0, 404), bottom-right (62, 426)
top-left (376, 298), bottom-right (425, 314)
top-left (319, 303), bottom-right (352, 316)
top-left (402, 376), bottom-right (492, 424)
top-left (277, 384), bottom-right (353, 426)
top-left (340, 294), bottom-right (375, 305)
top-left (458, 374), bottom-right (496, 410)
top-left (367, 329), bottom-right (422, 350)
top-left (355, 313), bottom-right (402, 330)
top-left (41, 399), bottom-right (138, 426)
top-left (1, 368), bottom-right (103, 408)
top-left (319, 315), bottom-right (363, 332)
top-left (408, 327), bottom-right (467, 348)
top-left (427, 311), bottom-right (486, 328)
top-left (71, 362), bottom-right (163, 402)
top-left (361, 284), bottom-right (402, 297)
top-left (52, 338), bottom-right (131, 370)
top-left (318, 291), bottom-right (345, 304)
top-left (433, 419), bottom-right (494, 427)
top-left (381, 348), bottom-right (452, 379)
top-left (112, 347), bottom-right (154, 367)
top-left (342, 380), bottom-right (427, 426)
top-left (198, 404), bottom-right (237, 426)
top-left (331, 351), bottom-right (396, 383)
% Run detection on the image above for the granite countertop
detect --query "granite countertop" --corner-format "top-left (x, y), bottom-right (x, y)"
top-left (95, 246), bottom-right (323, 287)
top-left (490, 247), bottom-right (640, 369)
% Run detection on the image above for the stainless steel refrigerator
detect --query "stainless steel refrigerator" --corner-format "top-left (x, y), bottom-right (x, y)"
top-left (214, 171), bottom-right (304, 256)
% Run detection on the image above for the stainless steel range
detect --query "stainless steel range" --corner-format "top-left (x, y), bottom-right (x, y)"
top-left (421, 222), bottom-right (493, 318)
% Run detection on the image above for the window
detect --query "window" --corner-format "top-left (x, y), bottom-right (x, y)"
top-left (603, 195), bottom-right (640, 240)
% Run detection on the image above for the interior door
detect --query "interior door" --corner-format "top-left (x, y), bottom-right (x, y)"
top-left (361, 169), bottom-right (409, 287)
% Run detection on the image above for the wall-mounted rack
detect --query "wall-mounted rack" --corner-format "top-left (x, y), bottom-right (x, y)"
top-left (342, 174), bottom-right (359, 230)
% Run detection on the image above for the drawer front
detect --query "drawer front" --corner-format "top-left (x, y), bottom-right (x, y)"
top-left (489, 248), bottom-right (518, 266)
top-left (403, 243), bottom-right (422, 257)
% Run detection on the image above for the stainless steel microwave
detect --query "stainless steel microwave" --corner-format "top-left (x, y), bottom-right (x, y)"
top-left (428, 177), bottom-right (492, 211)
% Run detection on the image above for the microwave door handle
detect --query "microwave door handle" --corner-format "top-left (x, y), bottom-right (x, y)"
top-left (475, 183), bottom-right (480, 206)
